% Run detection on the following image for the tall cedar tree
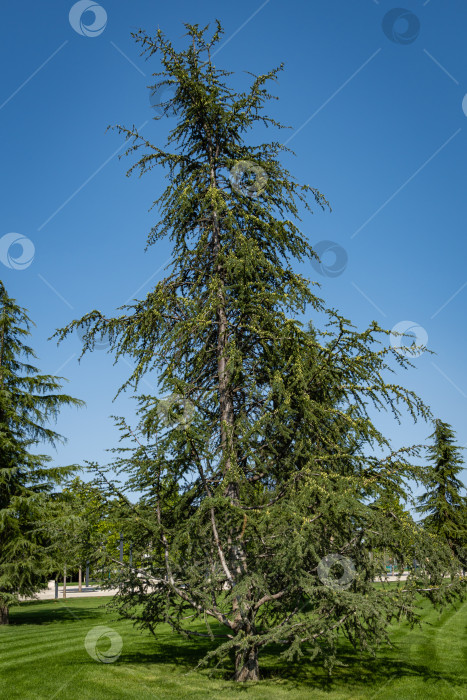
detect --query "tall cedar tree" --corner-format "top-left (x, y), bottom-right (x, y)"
top-left (0, 282), bottom-right (82, 623)
top-left (417, 420), bottom-right (466, 563)
top-left (56, 24), bottom-right (466, 680)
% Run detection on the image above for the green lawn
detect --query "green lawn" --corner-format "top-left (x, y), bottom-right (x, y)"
top-left (0, 595), bottom-right (466, 699)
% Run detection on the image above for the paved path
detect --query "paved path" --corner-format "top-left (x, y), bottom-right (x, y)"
top-left (22, 573), bottom-right (410, 602)
top-left (22, 585), bottom-right (119, 602)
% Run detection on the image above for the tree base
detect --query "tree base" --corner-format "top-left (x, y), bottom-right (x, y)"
top-left (0, 605), bottom-right (9, 625)
top-left (233, 647), bottom-right (259, 682)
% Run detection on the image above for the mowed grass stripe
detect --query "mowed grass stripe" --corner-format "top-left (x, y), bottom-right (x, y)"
top-left (0, 596), bottom-right (465, 700)
top-left (0, 627), bottom-right (146, 667)
top-left (0, 643), bottom-right (89, 670)
top-left (380, 598), bottom-right (467, 699)
top-left (0, 619), bottom-right (104, 645)
top-left (0, 627), bottom-right (111, 661)
top-left (0, 629), bottom-right (149, 668)
top-left (0, 597), bottom-right (138, 668)
top-left (435, 599), bottom-right (467, 659)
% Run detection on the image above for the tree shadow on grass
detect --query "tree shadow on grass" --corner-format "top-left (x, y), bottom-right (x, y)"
top-left (8, 600), bottom-right (105, 626)
top-left (256, 642), bottom-right (467, 695)
top-left (120, 633), bottom-right (216, 671)
top-left (118, 634), bottom-right (467, 695)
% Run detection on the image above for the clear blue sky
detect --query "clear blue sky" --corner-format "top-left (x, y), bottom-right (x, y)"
top-left (1, 0), bottom-right (467, 492)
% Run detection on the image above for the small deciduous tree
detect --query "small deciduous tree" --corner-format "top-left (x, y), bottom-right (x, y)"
top-left (45, 476), bottom-right (104, 594)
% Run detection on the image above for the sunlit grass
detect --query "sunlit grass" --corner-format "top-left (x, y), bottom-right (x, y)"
top-left (0, 594), bottom-right (465, 699)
